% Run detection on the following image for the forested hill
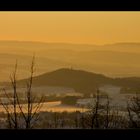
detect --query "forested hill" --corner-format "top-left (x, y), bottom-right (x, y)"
top-left (15, 68), bottom-right (140, 94)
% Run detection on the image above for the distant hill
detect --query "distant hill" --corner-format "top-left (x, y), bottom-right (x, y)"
top-left (15, 68), bottom-right (140, 94)
top-left (17, 68), bottom-right (112, 94)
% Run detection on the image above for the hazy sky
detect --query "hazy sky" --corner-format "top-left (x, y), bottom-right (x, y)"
top-left (0, 12), bottom-right (140, 45)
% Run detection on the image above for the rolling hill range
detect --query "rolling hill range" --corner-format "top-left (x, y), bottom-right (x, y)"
top-left (1, 41), bottom-right (140, 82)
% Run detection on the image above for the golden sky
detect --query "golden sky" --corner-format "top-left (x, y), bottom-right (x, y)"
top-left (0, 11), bottom-right (140, 45)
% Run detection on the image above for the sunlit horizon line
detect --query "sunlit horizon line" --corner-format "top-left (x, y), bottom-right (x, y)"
top-left (0, 39), bottom-right (140, 46)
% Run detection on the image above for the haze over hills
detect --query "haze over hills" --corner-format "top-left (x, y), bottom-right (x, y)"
top-left (1, 41), bottom-right (140, 81)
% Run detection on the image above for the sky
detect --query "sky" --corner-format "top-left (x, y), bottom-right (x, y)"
top-left (0, 11), bottom-right (140, 45)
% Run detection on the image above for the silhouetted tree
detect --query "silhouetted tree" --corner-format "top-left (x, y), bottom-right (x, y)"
top-left (0, 62), bottom-right (19, 129)
top-left (0, 56), bottom-right (44, 129)
top-left (127, 94), bottom-right (140, 128)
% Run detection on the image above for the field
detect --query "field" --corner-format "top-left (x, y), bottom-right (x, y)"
top-left (0, 101), bottom-right (88, 113)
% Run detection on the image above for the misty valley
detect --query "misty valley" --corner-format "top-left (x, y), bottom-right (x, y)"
top-left (0, 67), bottom-right (140, 129)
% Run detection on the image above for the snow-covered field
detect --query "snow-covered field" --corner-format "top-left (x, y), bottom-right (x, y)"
top-left (0, 84), bottom-right (136, 113)
top-left (99, 85), bottom-right (135, 108)
top-left (77, 85), bottom-right (135, 110)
